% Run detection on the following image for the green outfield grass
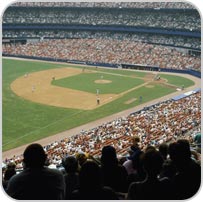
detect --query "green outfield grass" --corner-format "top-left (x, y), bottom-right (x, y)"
top-left (160, 74), bottom-right (194, 87)
top-left (2, 58), bottom-right (195, 151)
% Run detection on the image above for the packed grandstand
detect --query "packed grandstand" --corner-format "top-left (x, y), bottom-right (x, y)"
top-left (2, 1), bottom-right (201, 200)
top-left (2, 1), bottom-right (201, 71)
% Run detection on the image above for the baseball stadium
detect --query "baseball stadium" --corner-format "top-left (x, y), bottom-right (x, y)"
top-left (2, 1), bottom-right (201, 200)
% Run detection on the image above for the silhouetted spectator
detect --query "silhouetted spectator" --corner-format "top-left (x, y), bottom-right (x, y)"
top-left (76, 152), bottom-right (88, 167)
top-left (2, 165), bottom-right (16, 191)
top-left (127, 149), bottom-right (172, 199)
top-left (169, 139), bottom-right (201, 199)
top-left (62, 155), bottom-right (79, 199)
top-left (6, 162), bottom-right (16, 170)
top-left (6, 143), bottom-right (65, 200)
top-left (101, 145), bottom-right (128, 192)
top-left (159, 160), bottom-right (177, 180)
top-left (123, 136), bottom-right (141, 175)
top-left (158, 142), bottom-right (177, 179)
top-left (128, 136), bottom-right (141, 159)
top-left (71, 160), bottom-right (118, 199)
top-left (143, 144), bottom-right (157, 153)
top-left (126, 150), bottom-right (146, 187)
top-left (158, 143), bottom-right (169, 161)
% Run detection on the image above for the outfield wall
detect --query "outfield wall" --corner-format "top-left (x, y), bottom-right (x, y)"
top-left (3, 54), bottom-right (201, 78)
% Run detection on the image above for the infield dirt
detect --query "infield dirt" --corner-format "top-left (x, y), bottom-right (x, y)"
top-left (10, 67), bottom-right (116, 110)
top-left (10, 67), bottom-right (157, 110)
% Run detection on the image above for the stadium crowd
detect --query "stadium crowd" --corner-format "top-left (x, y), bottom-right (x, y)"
top-left (3, 30), bottom-right (201, 50)
top-left (3, 91), bottom-right (201, 169)
top-left (3, 38), bottom-right (201, 71)
top-left (4, 6), bottom-right (200, 31)
top-left (3, 129), bottom-right (201, 199)
top-left (11, 1), bottom-right (195, 9)
top-left (3, 1), bottom-right (200, 72)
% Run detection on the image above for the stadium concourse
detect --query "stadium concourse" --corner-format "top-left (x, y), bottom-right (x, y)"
top-left (2, 1), bottom-right (201, 200)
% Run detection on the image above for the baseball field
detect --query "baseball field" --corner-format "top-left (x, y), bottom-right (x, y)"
top-left (2, 58), bottom-right (196, 152)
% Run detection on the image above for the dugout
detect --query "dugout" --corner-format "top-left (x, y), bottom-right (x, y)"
top-left (121, 63), bottom-right (159, 71)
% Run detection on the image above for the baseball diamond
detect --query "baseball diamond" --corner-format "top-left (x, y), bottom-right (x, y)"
top-left (2, 1), bottom-right (201, 200)
top-left (2, 58), bottom-right (199, 153)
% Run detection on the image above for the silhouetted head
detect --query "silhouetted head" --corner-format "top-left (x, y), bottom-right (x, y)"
top-left (159, 143), bottom-right (169, 160)
top-left (4, 168), bottom-right (16, 181)
top-left (145, 145), bottom-right (156, 152)
top-left (6, 162), bottom-right (16, 170)
top-left (169, 139), bottom-right (191, 169)
top-left (168, 142), bottom-right (178, 160)
top-left (129, 136), bottom-right (141, 155)
top-left (101, 145), bottom-right (118, 166)
top-left (62, 155), bottom-right (78, 173)
top-left (23, 143), bottom-right (47, 168)
top-left (141, 149), bottom-right (163, 177)
top-left (79, 160), bottom-right (102, 190)
top-left (76, 152), bottom-right (87, 167)
top-left (131, 150), bottom-right (143, 170)
top-left (176, 139), bottom-right (191, 160)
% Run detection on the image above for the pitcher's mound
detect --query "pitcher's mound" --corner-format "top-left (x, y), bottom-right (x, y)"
top-left (94, 80), bottom-right (112, 84)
